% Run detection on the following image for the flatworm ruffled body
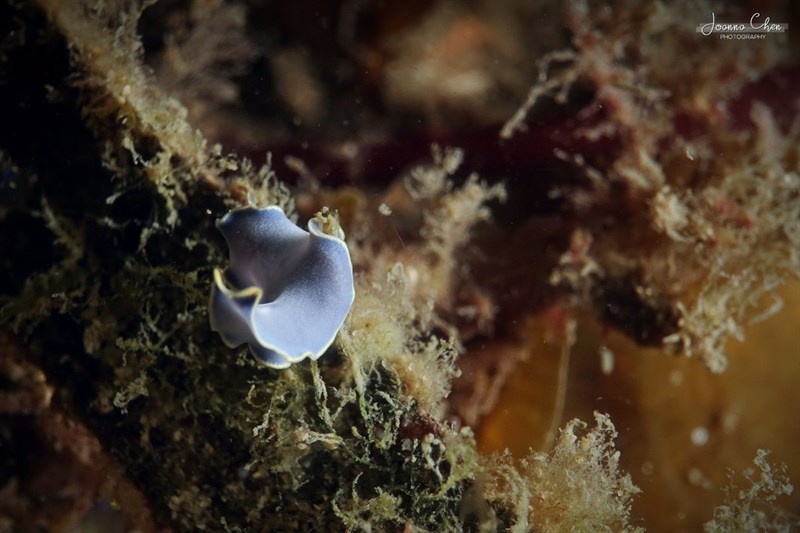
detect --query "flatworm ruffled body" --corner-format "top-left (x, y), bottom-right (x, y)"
top-left (209, 206), bottom-right (355, 368)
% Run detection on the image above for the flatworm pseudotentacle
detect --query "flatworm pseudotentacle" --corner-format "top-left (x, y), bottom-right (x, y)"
top-left (209, 205), bottom-right (355, 368)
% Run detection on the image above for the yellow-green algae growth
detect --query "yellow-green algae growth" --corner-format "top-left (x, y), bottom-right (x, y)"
top-left (1, 1), bottom-right (798, 531)
top-left (0, 1), bottom-right (642, 530)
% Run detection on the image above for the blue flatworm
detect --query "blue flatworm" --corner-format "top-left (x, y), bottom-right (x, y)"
top-left (209, 206), bottom-right (355, 368)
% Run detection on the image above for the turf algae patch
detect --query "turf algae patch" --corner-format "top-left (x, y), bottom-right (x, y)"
top-left (0, 2), bottom-right (649, 531)
top-left (0, 3), bottom-right (486, 530)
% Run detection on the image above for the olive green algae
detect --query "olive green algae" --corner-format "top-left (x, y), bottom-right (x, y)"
top-left (0, 2), bottom-right (644, 531)
top-left (0, 2), bottom-right (481, 530)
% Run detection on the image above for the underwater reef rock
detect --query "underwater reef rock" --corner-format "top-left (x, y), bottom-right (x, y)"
top-left (1, 0), bottom-right (799, 531)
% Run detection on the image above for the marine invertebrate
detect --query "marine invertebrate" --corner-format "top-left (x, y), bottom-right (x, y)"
top-left (210, 205), bottom-right (354, 368)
